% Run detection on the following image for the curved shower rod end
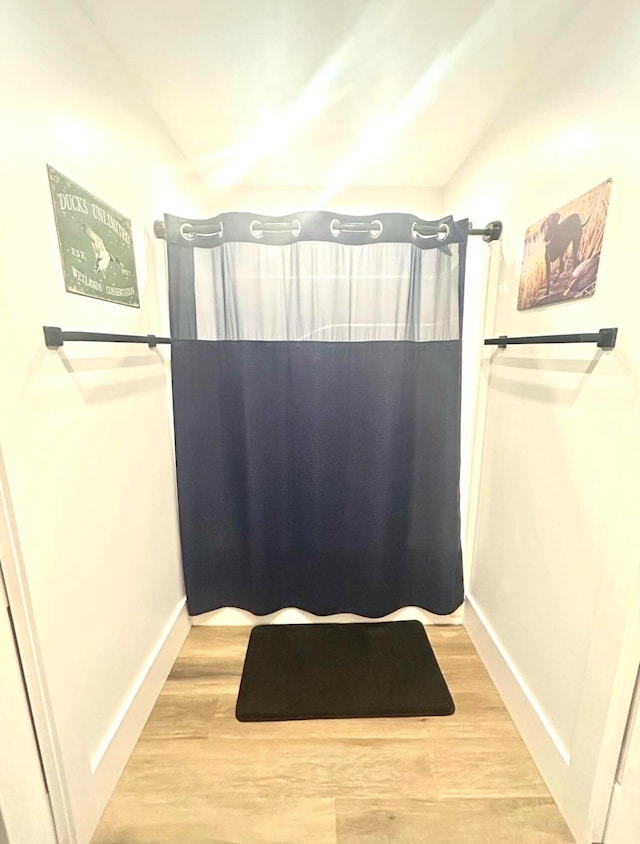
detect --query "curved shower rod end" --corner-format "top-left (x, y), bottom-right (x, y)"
top-left (468, 220), bottom-right (503, 242)
top-left (483, 220), bottom-right (503, 242)
top-left (154, 219), bottom-right (166, 239)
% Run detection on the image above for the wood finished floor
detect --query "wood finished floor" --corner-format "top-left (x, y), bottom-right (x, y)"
top-left (92, 626), bottom-right (575, 844)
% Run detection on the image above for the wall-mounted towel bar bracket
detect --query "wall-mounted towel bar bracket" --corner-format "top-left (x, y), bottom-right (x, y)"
top-left (43, 326), bottom-right (171, 349)
top-left (484, 327), bottom-right (618, 350)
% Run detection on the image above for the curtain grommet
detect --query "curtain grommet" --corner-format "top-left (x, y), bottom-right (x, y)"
top-left (250, 220), bottom-right (265, 239)
top-left (179, 222), bottom-right (224, 241)
top-left (369, 220), bottom-right (383, 239)
top-left (179, 223), bottom-right (197, 241)
top-left (411, 221), bottom-right (450, 242)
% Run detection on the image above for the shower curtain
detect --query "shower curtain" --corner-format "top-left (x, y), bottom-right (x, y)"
top-left (165, 211), bottom-right (467, 617)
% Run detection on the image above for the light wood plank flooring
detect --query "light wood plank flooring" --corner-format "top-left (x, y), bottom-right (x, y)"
top-left (92, 626), bottom-right (574, 843)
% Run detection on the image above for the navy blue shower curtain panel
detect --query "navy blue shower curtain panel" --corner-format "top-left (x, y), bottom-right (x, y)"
top-left (165, 211), bottom-right (467, 617)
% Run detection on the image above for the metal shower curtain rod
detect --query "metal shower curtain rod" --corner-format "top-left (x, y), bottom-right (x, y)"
top-left (153, 219), bottom-right (504, 243)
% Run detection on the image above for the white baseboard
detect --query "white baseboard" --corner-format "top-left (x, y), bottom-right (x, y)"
top-left (464, 595), bottom-right (569, 802)
top-left (192, 605), bottom-right (464, 626)
top-left (90, 597), bottom-right (190, 832)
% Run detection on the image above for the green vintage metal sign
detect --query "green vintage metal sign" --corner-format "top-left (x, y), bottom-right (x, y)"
top-left (47, 165), bottom-right (139, 307)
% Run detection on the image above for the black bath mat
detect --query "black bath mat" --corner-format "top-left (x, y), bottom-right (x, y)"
top-left (235, 620), bottom-right (454, 721)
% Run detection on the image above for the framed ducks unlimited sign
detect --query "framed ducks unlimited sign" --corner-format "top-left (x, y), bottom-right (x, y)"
top-left (47, 165), bottom-right (139, 307)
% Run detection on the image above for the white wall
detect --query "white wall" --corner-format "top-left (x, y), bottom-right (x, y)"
top-left (202, 184), bottom-right (443, 217)
top-left (445, 0), bottom-right (640, 840)
top-left (0, 567), bottom-right (56, 844)
top-left (0, 1), bottom-right (204, 840)
top-left (605, 666), bottom-right (640, 842)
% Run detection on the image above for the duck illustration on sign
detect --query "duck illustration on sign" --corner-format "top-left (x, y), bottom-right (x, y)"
top-left (47, 165), bottom-right (139, 307)
top-left (81, 223), bottom-right (123, 275)
top-left (517, 179), bottom-right (611, 310)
